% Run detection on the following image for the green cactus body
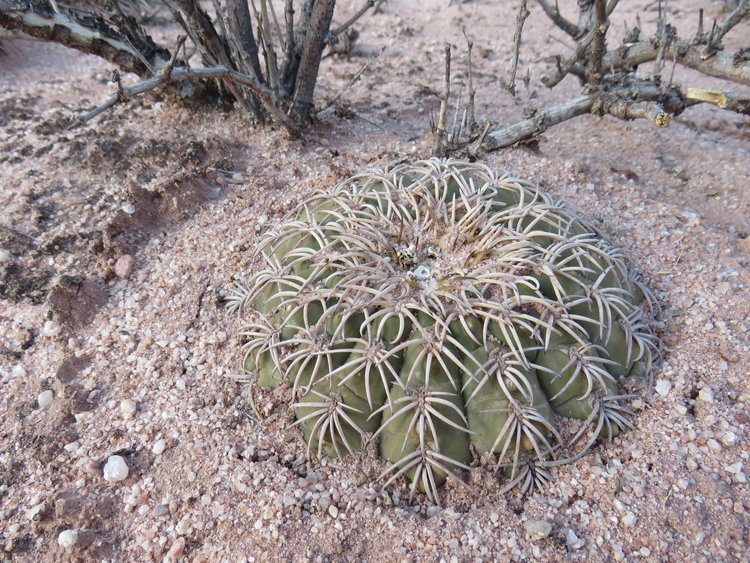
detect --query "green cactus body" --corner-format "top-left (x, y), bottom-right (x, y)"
top-left (230, 159), bottom-right (658, 503)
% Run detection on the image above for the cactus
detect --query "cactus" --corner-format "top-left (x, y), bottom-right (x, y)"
top-left (228, 159), bottom-right (658, 503)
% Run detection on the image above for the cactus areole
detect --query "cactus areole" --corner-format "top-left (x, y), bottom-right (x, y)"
top-left (229, 159), bottom-right (658, 503)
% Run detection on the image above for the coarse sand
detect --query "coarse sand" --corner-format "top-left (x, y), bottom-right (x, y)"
top-left (0, 0), bottom-right (748, 561)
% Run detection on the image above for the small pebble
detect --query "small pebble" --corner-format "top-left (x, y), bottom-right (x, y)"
top-left (42, 320), bottom-right (61, 337)
top-left (12, 365), bottom-right (26, 378)
top-left (103, 455), bottom-right (129, 482)
top-left (524, 520), bottom-right (552, 540)
top-left (229, 172), bottom-right (244, 184)
top-left (622, 512), bottom-right (637, 527)
top-left (566, 529), bottom-right (584, 549)
top-left (725, 461), bottom-right (743, 474)
top-left (0, 249), bottom-right (11, 263)
top-left (57, 529), bottom-right (78, 548)
top-left (328, 505), bottom-right (339, 519)
top-left (165, 537), bottom-right (185, 561)
top-left (26, 502), bottom-right (45, 521)
top-left (119, 399), bottom-right (137, 420)
top-left (37, 390), bottom-right (54, 409)
top-left (175, 518), bottom-right (192, 535)
top-left (122, 203), bottom-right (136, 214)
top-left (114, 255), bottom-right (135, 279)
top-left (152, 439), bottom-right (167, 455)
top-left (154, 504), bottom-right (169, 516)
top-left (655, 379), bottom-right (671, 397)
top-left (698, 388), bottom-right (714, 403)
top-left (718, 431), bottom-right (738, 447)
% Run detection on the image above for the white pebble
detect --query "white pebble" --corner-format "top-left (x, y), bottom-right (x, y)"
top-left (328, 505), bottom-right (339, 519)
top-left (119, 399), bottom-right (137, 420)
top-left (566, 529), bottom-right (584, 549)
top-left (152, 439), bottom-right (167, 455)
top-left (725, 461), bottom-right (743, 474)
top-left (37, 390), bottom-right (54, 409)
top-left (57, 529), bottom-right (78, 548)
top-left (103, 455), bottom-right (129, 482)
top-left (698, 388), bottom-right (714, 403)
top-left (229, 172), bottom-right (244, 184)
top-left (26, 502), bottom-right (45, 520)
top-left (655, 379), bottom-right (671, 396)
top-left (718, 431), bottom-right (738, 447)
top-left (122, 203), bottom-right (136, 214)
top-left (524, 520), bottom-right (552, 540)
top-left (0, 249), bottom-right (11, 263)
top-left (175, 518), bottom-right (192, 535)
top-left (622, 512), bottom-right (637, 527)
top-left (12, 365), bottom-right (26, 378)
top-left (42, 320), bottom-right (61, 337)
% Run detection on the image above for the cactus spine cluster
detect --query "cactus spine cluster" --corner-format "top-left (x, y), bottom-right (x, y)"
top-left (229, 159), bottom-right (657, 503)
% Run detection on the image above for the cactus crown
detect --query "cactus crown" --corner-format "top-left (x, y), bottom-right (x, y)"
top-left (229, 159), bottom-right (658, 504)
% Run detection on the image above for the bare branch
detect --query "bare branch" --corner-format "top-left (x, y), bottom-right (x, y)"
top-left (165, 0), bottom-right (231, 67)
top-left (542, 24), bottom-right (597, 87)
top-left (602, 40), bottom-right (750, 86)
top-left (74, 64), bottom-right (299, 134)
top-left (712, 0), bottom-right (750, 47)
top-left (484, 81), bottom-right (689, 150)
top-left (464, 31), bottom-right (477, 134)
top-left (484, 95), bottom-right (595, 150)
top-left (329, 0), bottom-right (379, 42)
top-left (226, 0), bottom-right (265, 83)
top-left (0, 0), bottom-right (170, 77)
top-left (432, 43), bottom-right (451, 157)
top-left (507, 0), bottom-right (530, 96)
top-left (601, 100), bottom-right (671, 125)
top-left (537, 0), bottom-right (580, 38)
top-left (687, 87), bottom-right (750, 115)
top-left (588, 0), bottom-right (609, 86)
top-left (292, 0), bottom-right (335, 120)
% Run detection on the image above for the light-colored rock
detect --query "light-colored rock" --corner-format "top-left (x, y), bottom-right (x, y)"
top-left (655, 379), bottom-right (671, 396)
top-left (698, 387), bottom-right (714, 403)
top-left (57, 529), bottom-right (78, 548)
top-left (175, 518), bottom-right (192, 535)
top-left (164, 536), bottom-right (185, 561)
top-left (725, 461), bottom-right (743, 474)
top-left (42, 320), bottom-right (62, 337)
top-left (152, 439), bottom-right (167, 455)
top-left (103, 455), bottom-right (129, 482)
top-left (26, 502), bottom-right (45, 521)
top-left (37, 390), bottom-right (54, 409)
top-left (120, 399), bottom-right (137, 420)
top-left (0, 249), bottom-right (11, 263)
top-left (114, 255), bottom-right (135, 279)
top-left (524, 520), bottom-right (552, 540)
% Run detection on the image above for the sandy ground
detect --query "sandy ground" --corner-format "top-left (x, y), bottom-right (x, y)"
top-left (1, 0), bottom-right (749, 561)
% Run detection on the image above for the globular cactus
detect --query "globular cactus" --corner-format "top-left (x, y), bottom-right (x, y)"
top-left (228, 159), bottom-right (658, 503)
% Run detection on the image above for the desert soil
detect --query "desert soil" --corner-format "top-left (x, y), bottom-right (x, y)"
top-left (1, 0), bottom-right (749, 561)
